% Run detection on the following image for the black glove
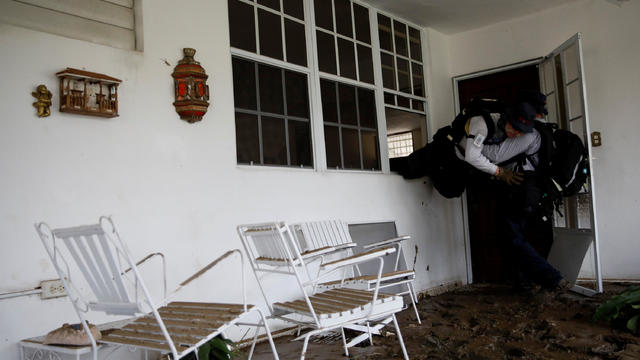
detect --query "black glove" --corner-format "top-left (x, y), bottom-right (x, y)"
top-left (496, 167), bottom-right (523, 185)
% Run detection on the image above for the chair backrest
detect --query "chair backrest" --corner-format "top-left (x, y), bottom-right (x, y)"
top-left (237, 222), bottom-right (303, 269)
top-left (238, 222), bottom-right (319, 316)
top-left (292, 220), bottom-right (354, 253)
top-left (37, 218), bottom-right (143, 316)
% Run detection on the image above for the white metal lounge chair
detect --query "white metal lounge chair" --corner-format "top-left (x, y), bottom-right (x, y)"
top-left (292, 220), bottom-right (420, 325)
top-left (237, 222), bottom-right (409, 360)
top-left (36, 216), bottom-right (279, 360)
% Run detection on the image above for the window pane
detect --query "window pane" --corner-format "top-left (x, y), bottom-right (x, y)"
top-left (229, 0), bottom-right (256, 52)
top-left (314, 0), bottom-right (333, 31)
top-left (339, 83), bottom-right (357, 126)
top-left (393, 20), bottom-right (408, 56)
top-left (358, 88), bottom-right (376, 128)
top-left (285, 19), bottom-right (307, 66)
top-left (235, 112), bottom-right (260, 164)
top-left (357, 44), bottom-right (374, 84)
top-left (384, 92), bottom-right (395, 105)
top-left (262, 116), bottom-right (287, 165)
top-left (409, 26), bottom-right (422, 61)
top-left (283, 0), bottom-right (304, 20)
top-left (397, 95), bottom-right (410, 108)
top-left (334, 0), bottom-right (353, 38)
top-left (232, 57), bottom-right (256, 110)
top-left (259, 64), bottom-right (284, 114)
top-left (353, 3), bottom-right (370, 44)
top-left (324, 125), bottom-right (341, 168)
top-left (377, 14), bottom-right (392, 52)
top-left (285, 70), bottom-right (309, 118)
top-left (258, 9), bottom-right (283, 60)
top-left (412, 99), bottom-right (424, 112)
top-left (316, 31), bottom-right (337, 74)
top-left (381, 52), bottom-right (396, 90)
top-left (337, 38), bottom-right (356, 80)
top-left (320, 80), bottom-right (338, 123)
top-left (397, 57), bottom-right (411, 94)
top-left (342, 128), bottom-right (361, 169)
top-left (289, 120), bottom-right (312, 166)
top-left (258, 0), bottom-right (280, 11)
top-left (411, 62), bottom-right (424, 96)
top-left (362, 130), bottom-right (379, 170)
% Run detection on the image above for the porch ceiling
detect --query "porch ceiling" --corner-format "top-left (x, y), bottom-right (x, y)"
top-left (360, 0), bottom-right (582, 34)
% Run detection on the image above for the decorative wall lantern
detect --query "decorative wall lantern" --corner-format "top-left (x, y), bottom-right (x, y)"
top-left (56, 68), bottom-right (121, 118)
top-left (172, 48), bottom-right (210, 123)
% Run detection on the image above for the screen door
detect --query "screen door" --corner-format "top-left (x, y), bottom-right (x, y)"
top-left (538, 33), bottom-right (602, 295)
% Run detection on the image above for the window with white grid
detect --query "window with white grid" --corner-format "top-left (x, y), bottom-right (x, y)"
top-left (387, 132), bottom-right (414, 158)
top-left (228, 0), bottom-right (429, 171)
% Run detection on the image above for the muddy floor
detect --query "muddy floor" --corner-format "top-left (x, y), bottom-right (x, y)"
top-left (252, 283), bottom-right (640, 359)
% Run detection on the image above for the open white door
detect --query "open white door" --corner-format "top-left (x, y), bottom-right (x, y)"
top-left (539, 33), bottom-right (603, 295)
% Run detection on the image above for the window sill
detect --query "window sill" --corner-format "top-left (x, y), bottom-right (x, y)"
top-left (235, 164), bottom-right (316, 173)
top-left (325, 168), bottom-right (384, 175)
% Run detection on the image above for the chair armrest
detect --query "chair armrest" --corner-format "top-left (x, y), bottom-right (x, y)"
top-left (179, 249), bottom-right (239, 287)
top-left (362, 235), bottom-right (411, 250)
top-left (319, 247), bottom-right (395, 272)
top-left (170, 249), bottom-right (248, 311)
top-left (123, 252), bottom-right (167, 300)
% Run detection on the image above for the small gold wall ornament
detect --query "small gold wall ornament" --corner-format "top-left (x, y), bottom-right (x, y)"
top-left (32, 84), bottom-right (53, 117)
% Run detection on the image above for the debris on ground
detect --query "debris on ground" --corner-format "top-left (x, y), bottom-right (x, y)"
top-left (252, 283), bottom-right (640, 359)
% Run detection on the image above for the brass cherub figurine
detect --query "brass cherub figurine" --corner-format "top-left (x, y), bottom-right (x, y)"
top-left (32, 84), bottom-right (53, 117)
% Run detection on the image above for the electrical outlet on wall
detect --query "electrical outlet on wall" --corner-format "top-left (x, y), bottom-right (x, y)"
top-left (40, 279), bottom-right (66, 299)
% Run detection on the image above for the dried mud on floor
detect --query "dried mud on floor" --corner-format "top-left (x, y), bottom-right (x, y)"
top-left (251, 283), bottom-right (640, 359)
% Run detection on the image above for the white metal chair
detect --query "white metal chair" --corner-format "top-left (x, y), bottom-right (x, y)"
top-left (292, 220), bottom-right (420, 325)
top-left (237, 222), bottom-right (409, 360)
top-left (36, 216), bottom-right (279, 360)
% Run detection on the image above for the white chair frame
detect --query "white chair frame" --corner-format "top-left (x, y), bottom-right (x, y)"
top-left (237, 222), bottom-right (409, 360)
top-left (293, 220), bottom-right (421, 325)
top-left (36, 216), bottom-right (279, 360)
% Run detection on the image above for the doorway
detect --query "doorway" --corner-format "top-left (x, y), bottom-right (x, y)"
top-left (456, 63), bottom-right (553, 283)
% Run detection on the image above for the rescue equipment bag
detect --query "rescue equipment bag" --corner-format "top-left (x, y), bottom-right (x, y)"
top-left (511, 121), bottom-right (590, 220)
top-left (390, 97), bottom-right (506, 199)
top-left (450, 97), bottom-right (506, 145)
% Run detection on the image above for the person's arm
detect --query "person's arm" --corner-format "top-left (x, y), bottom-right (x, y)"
top-left (463, 116), bottom-right (499, 175)
top-left (482, 130), bottom-right (541, 165)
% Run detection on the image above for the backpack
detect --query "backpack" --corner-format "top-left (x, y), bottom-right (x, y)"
top-left (450, 98), bottom-right (506, 145)
top-left (513, 121), bottom-right (589, 220)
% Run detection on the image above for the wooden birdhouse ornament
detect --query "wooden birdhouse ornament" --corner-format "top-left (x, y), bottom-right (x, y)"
top-left (172, 48), bottom-right (210, 123)
top-left (56, 68), bottom-right (121, 118)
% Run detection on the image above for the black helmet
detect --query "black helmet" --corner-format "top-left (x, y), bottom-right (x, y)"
top-left (505, 103), bottom-right (536, 133)
top-left (517, 90), bottom-right (548, 115)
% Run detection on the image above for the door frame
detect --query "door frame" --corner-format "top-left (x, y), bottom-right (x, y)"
top-left (452, 57), bottom-right (542, 285)
top-left (452, 34), bottom-right (602, 294)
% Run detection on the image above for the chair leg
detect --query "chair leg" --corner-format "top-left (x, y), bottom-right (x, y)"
top-left (366, 322), bottom-right (373, 345)
top-left (340, 327), bottom-right (349, 357)
top-left (255, 308), bottom-right (280, 360)
top-left (247, 320), bottom-right (261, 360)
top-left (409, 281), bottom-right (419, 303)
top-left (392, 314), bottom-right (409, 360)
top-left (407, 282), bottom-right (421, 324)
top-left (300, 332), bottom-right (312, 360)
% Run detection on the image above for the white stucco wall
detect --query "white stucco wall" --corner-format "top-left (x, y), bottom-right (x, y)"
top-left (428, 0), bottom-right (640, 280)
top-left (0, 0), bottom-right (467, 357)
